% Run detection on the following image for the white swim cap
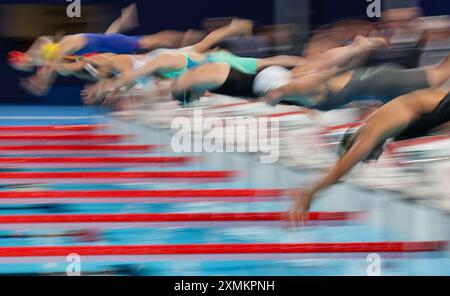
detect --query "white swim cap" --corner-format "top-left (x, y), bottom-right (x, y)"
top-left (253, 66), bottom-right (292, 97)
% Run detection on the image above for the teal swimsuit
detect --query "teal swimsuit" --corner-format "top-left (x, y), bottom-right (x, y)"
top-left (157, 53), bottom-right (202, 79)
top-left (157, 51), bottom-right (258, 79)
top-left (206, 51), bottom-right (258, 74)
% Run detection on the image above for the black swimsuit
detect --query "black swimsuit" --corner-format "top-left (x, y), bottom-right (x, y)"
top-left (396, 91), bottom-right (450, 140)
top-left (212, 68), bottom-right (258, 98)
top-left (339, 92), bottom-right (450, 161)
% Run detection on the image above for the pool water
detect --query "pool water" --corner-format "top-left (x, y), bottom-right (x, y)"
top-left (0, 106), bottom-right (448, 276)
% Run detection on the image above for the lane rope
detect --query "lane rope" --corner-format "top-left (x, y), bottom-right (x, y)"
top-left (0, 211), bottom-right (359, 223)
top-left (0, 170), bottom-right (237, 179)
top-left (0, 241), bottom-right (444, 256)
top-left (0, 188), bottom-right (284, 198)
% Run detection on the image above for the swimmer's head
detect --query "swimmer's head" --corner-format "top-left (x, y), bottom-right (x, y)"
top-left (253, 66), bottom-right (292, 97)
top-left (40, 42), bottom-right (60, 60)
top-left (338, 128), bottom-right (358, 158)
top-left (7, 51), bottom-right (33, 71)
top-left (338, 127), bottom-right (385, 162)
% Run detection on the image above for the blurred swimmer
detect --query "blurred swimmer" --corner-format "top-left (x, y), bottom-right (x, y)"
top-left (10, 4), bottom-right (139, 71)
top-left (264, 37), bottom-right (450, 111)
top-left (82, 47), bottom-right (305, 104)
top-left (168, 36), bottom-right (391, 104)
top-left (170, 63), bottom-right (296, 105)
top-left (19, 18), bottom-right (253, 96)
top-left (289, 88), bottom-right (450, 221)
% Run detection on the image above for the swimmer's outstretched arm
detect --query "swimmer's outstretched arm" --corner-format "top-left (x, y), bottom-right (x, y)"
top-left (82, 52), bottom-right (186, 104)
top-left (55, 59), bottom-right (88, 76)
top-left (256, 55), bottom-right (307, 70)
top-left (55, 53), bottom-right (124, 78)
top-left (289, 89), bottom-right (441, 222)
top-left (290, 124), bottom-right (386, 220)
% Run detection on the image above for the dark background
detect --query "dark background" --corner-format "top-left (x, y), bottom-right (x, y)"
top-left (0, 0), bottom-right (448, 105)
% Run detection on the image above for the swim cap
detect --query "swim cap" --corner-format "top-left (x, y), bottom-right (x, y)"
top-left (253, 66), bottom-right (292, 97)
top-left (338, 127), bottom-right (385, 162)
top-left (8, 51), bottom-right (31, 65)
top-left (7, 51), bottom-right (33, 71)
top-left (40, 42), bottom-right (60, 60)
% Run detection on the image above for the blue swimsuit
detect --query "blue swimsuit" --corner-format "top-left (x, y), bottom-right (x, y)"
top-left (75, 33), bottom-right (142, 55)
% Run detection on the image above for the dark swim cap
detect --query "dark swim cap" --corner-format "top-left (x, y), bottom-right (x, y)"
top-left (338, 127), bottom-right (385, 162)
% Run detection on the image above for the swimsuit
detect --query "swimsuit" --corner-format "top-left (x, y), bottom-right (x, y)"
top-left (75, 34), bottom-right (142, 55)
top-left (396, 91), bottom-right (450, 140)
top-left (157, 53), bottom-right (203, 79)
top-left (206, 51), bottom-right (258, 74)
top-left (315, 64), bottom-right (430, 111)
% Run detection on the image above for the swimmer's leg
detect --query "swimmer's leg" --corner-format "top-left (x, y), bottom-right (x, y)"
top-left (179, 29), bottom-right (207, 48)
top-left (307, 35), bottom-right (389, 72)
top-left (189, 19), bottom-right (253, 53)
top-left (425, 54), bottom-right (450, 87)
top-left (172, 63), bottom-right (231, 95)
top-left (105, 3), bottom-right (139, 34)
top-left (139, 30), bottom-right (196, 50)
top-left (256, 55), bottom-right (306, 70)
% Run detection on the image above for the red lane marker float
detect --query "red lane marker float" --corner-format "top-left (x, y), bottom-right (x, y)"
top-left (0, 124), bottom-right (105, 132)
top-left (0, 171), bottom-right (236, 180)
top-left (0, 189), bottom-right (283, 199)
top-left (0, 211), bottom-right (356, 223)
top-left (207, 101), bottom-right (254, 109)
top-left (0, 241), bottom-right (445, 257)
top-left (0, 144), bottom-right (153, 152)
top-left (325, 122), bottom-right (361, 133)
top-left (0, 156), bottom-right (192, 164)
top-left (389, 135), bottom-right (450, 151)
top-left (0, 134), bottom-right (125, 141)
top-left (257, 110), bottom-right (308, 118)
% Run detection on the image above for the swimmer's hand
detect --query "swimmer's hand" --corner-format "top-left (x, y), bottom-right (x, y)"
top-left (20, 75), bottom-right (50, 97)
top-left (289, 188), bottom-right (314, 227)
top-left (82, 78), bottom-right (122, 105)
top-left (263, 88), bottom-right (284, 106)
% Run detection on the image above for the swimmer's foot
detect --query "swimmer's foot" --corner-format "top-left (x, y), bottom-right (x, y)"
top-left (106, 3), bottom-right (139, 34)
top-left (180, 29), bottom-right (206, 47)
top-left (354, 35), bottom-right (389, 51)
top-left (120, 3), bottom-right (139, 32)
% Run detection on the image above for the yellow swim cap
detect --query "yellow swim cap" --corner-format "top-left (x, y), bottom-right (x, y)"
top-left (40, 43), bottom-right (60, 60)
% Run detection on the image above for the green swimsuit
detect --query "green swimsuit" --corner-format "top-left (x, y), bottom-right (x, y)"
top-left (206, 51), bottom-right (258, 74)
top-left (157, 51), bottom-right (259, 79)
